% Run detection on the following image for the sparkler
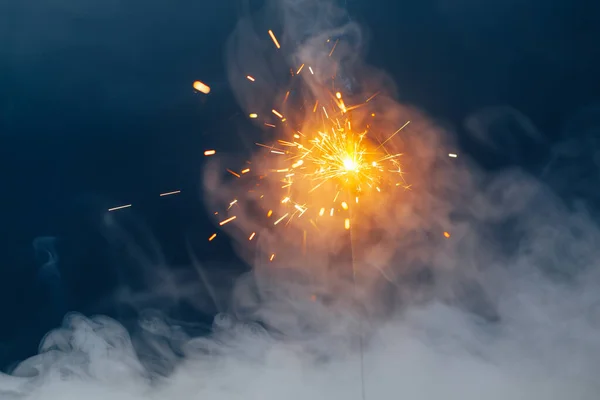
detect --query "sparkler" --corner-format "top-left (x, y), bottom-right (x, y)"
top-left (238, 97), bottom-right (410, 237)
top-left (211, 33), bottom-right (411, 254)
top-left (208, 32), bottom-right (415, 400)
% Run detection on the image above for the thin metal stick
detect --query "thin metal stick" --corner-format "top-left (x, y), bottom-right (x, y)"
top-left (348, 203), bottom-right (366, 400)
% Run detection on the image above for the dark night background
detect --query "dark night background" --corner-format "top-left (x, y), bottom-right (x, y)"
top-left (1, 0), bottom-right (599, 372)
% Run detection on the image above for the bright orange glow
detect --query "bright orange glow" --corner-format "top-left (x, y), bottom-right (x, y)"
top-left (444, 231), bottom-right (451, 238)
top-left (193, 80), bottom-right (210, 94)
top-left (343, 157), bottom-right (357, 172)
top-left (207, 40), bottom-right (413, 263)
top-left (246, 105), bottom-right (409, 230)
top-left (204, 150), bottom-right (216, 156)
top-left (208, 233), bottom-right (217, 241)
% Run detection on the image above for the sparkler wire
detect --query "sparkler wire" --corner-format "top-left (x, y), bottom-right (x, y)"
top-left (348, 199), bottom-right (366, 400)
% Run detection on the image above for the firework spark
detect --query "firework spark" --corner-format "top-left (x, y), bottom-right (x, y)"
top-left (108, 204), bottom-right (132, 212)
top-left (159, 190), bottom-right (181, 197)
top-left (193, 80), bottom-right (211, 94)
top-left (268, 30), bottom-right (281, 49)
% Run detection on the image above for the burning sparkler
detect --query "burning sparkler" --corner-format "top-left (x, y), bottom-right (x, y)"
top-left (209, 32), bottom-right (412, 251)
top-left (254, 103), bottom-right (409, 230)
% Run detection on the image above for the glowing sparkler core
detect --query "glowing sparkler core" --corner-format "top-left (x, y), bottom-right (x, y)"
top-left (248, 104), bottom-right (408, 232)
top-left (343, 157), bottom-right (358, 172)
top-left (293, 117), bottom-right (404, 199)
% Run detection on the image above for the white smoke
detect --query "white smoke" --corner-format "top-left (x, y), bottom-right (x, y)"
top-left (2, 0), bottom-right (600, 399)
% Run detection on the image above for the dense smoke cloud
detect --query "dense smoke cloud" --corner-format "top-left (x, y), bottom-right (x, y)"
top-left (2, 0), bottom-right (600, 399)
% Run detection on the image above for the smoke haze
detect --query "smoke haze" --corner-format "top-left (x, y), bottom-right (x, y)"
top-left (2, 0), bottom-right (600, 399)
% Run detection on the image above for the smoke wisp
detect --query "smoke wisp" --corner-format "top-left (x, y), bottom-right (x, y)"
top-left (2, 1), bottom-right (600, 399)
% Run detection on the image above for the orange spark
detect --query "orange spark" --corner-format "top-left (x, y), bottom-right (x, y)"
top-left (249, 232), bottom-right (256, 241)
top-left (344, 218), bottom-right (350, 230)
top-left (241, 168), bottom-right (250, 174)
top-left (227, 169), bottom-right (241, 178)
top-left (204, 149), bottom-right (216, 156)
top-left (193, 80), bottom-right (210, 94)
top-left (249, 113), bottom-right (258, 118)
top-left (296, 64), bottom-right (305, 74)
top-left (272, 109), bottom-right (284, 118)
top-left (246, 75), bottom-right (255, 82)
top-left (328, 39), bottom-right (339, 57)
top-left (208, 233), bottom-right (217, 241)
top-left (365, 91), bottom-right (380, 102)
top-left (274, 213), bottom-right (288, 225)
top-left (219, 216), bottom-right (237, 226)
top-left (268, 30), bottom-right (281, 49)
top-left (444, 231), bottom-right (451, 238)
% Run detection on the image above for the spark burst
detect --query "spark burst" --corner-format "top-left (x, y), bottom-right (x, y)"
top-left (210, 32), bottom-right (411, 255)
top-left (256, 102), bottom-right (409, 230)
